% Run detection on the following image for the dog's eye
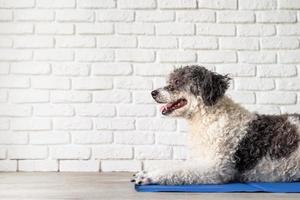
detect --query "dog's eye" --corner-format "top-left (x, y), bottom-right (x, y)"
top-left (175, 80), bottom-right (180, 85)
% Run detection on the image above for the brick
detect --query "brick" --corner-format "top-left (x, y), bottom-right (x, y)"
top-left (237, 24), bottom-right (275, 36)
top-left (0, 63), bottom-right (9, 74)
top-left (98, 36), bottom-right (137, 48)
top-left (173, 146), bottom-right (187, 160)
top-left (198, 51), bottom-right (236, 63)
top-left (0, 76), bottom-right (29, 88)
top-left (261, 37), bottom-right (299, 49)
top-left (137, 118), bottom-right (176, 131)
top-left (19, 160), bottom-right (58, 172)
top-left (11, 118), bottom-right (51, 131)
top-left (118, 0), bottom-right (156, 9)
top-left (115, 77), bottom-right (152, 90)
top-left (93, 146), bottom-right (132, 159)
top-left (10, 90), bottom-right (49, 103)
top-left (0, 119), bottom-right (9, 130)
top-left (97, 10), bottom-right (134, 22)
top-left (52, 63), bottom-right (90, 76)
top-left (15, 10), bottom-right (54, 21)
top-left (95, 118), bottom-right (135, 130)
top-left (239, 0), bottom-right (276, 10)
top-left (0, 0), bottom-right (34, 8)
top-left (133, 91), bottom-right (156, 104)
top-left (56, 36), bottom-right (95, 48)
top-left (8, 146), bottom-right (47, 159)
top-left (37, 0), bottom-right (75, 8)
top-left (158, 0), bottom-right (196, 9)
top-left (116, 23), bottom-right (154, 35)
top-left (54, 118), bottom-right (92, 130)
top-left (0, 133), bottom-right (27, 144)
top-left (197, 24), bottom-right (235, 36)
top-left (279, 0), bottom-right (300, 9)
top-left (34, 105), bottom-right (74, 117)
top-left (220, 38), bottom-right (258, 50)
top-left (157, 23), bottom-right (194, 35)
top-left (215, 64), bottom-right (255, 77)
top-left (135, 146), bottom-right (172, 159)
top-left (0, 148), bottom-right (6, 159)
top-left (52, 91), bottom-right (91, 103)
top-left (56, 10), bottom-right (94, 22)
top-left (139, 36), bottom-right (177, 49)
top-left (0, 50), bottom-right (32, 61)
top-left (72, 131), bottom-right (113, 144)
top-left (181, 37), bottom-right (217, 49)
top-left (0, 9), bottom-right (12, 21)
top-left (159, 51), bottom-right (196, 63)
top-left (227, 91), bottom-right (256, 104)
top-left (282, 105), bottom-right (300, 113)
top-left (118, 105), bottom-right (155, 117)
top-left (239, 52), bottom-right (276, 64)
top-left (0, 37), bottom-right (12, 47)
top-left (257, 11), bottom-right (296, 23)
top-left (0, 105), bottom-right (31, 117)
top-left (279, 51), bottom-right (300, 63)
top-left (30, 132), bottom-right (69, 144)
top-left (217, 11), bottom-right (254, 23)
top-left (277, 79), bottom-right (300, 91)
top-left (72, 78), bottom-right (112, 90)
top-left (50, 146), bottom-right (90, 159)
top-left (278, 25), bottom-right (300, 36)
top-left (115, 131), bottom-right (154, 145)
top-left (0, 160), bottom-right (17, 171)
top-left (60, 160), bottom-right (99, 172)
top-left (101, 160), bottom-right (141, 172)
top-left (94, 90), bottom-right (131, 103)
top-left (11, 63), bottom-right (50, 74)
top-left (257, 65), bottom-right (297, 77)
top-left (75, 105), bottom-right (115, 117)
top-left (135, 11), bottom-right (174, 22)
top-left (177, 10), bottom-right (215, 22)
top-left (76, 23), bottom-right (113, 35)
top-left (34, 50), bottom-right (73, 61)
top-left (134, 64), bottom-right (174, 76)
top-left (76, 50), bottom-right (114, 62)
top-left (143, 160), bottom-right (185, 171)
top-left (198, 0), bottom-right (237, 9)
top-left (32, 77), bottom-right (70, 90)
top-left (78, 0), bottom-right (115, 8)
top-left (156, 133), bottom-right (186, 145)
top-left (0, 23), bottom-right (33, 34)
top-left (257, 92), bottom-right (296, 105)
top-left (92, 63), bottom-right (132, 75)
top-left (116, 50), bottom-right (155, 62)
top-left (235, 78), bottom-right (274, 90)
top-left (36, 24), bottom-right (73, 35)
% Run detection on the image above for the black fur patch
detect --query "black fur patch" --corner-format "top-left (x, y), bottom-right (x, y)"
top-left (233, 114), bottom-right (300, 173)
top-left (168, 66), bottom-right (231, 106)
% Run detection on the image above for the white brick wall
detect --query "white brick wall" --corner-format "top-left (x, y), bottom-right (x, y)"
top-left (0, 0), bottom-right (299, 172)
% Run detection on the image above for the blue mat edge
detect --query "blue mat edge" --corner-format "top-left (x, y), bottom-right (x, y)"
top-left (135, 182), bottom-right (300, 193)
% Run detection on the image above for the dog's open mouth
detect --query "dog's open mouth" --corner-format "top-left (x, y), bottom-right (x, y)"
top-left (160, 98), bottom-right (187, 115)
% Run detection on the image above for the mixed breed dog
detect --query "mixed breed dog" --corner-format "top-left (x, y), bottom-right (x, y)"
top-left (131, 65), bottom-right (300, 185)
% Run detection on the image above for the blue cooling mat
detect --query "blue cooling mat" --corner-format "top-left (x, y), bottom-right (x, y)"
top-left (135, 182), bottom-right (300, 193)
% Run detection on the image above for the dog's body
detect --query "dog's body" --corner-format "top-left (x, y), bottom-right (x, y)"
top-left (132, 65), bottom-right (300, 185)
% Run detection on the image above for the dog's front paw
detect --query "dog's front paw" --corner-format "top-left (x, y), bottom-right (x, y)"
top-left (131, 171), bottom-right (156, 185)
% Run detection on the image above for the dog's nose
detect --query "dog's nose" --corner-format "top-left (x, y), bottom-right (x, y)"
top-left (151, 90), bottom-right (158, 97)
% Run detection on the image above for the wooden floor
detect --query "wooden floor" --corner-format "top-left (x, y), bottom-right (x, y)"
top-left (0, 173), bottom-right (299, 200)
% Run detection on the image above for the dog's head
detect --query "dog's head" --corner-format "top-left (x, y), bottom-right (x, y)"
top-left (151, 65), bottom-right (231, 118)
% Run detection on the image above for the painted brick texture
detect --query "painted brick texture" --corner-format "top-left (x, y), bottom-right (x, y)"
top-left (0, 0), bottom-right (299, 172)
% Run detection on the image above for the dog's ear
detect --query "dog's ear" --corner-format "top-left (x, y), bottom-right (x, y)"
top-left (191, 69), bottom-right (231, 106)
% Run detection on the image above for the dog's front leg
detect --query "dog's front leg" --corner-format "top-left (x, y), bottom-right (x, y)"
top-left (132, 162), bottom-right (233, 185)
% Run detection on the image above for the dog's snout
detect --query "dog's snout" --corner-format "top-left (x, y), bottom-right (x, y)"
top-left (151, 90), bottom-right (159, 98)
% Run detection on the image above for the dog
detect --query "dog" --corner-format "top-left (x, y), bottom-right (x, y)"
top-left (132, 65), bottom-right (300, 185)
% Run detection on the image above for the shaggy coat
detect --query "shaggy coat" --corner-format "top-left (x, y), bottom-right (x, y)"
top-left (132, 65), bottom-right (300, 185)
